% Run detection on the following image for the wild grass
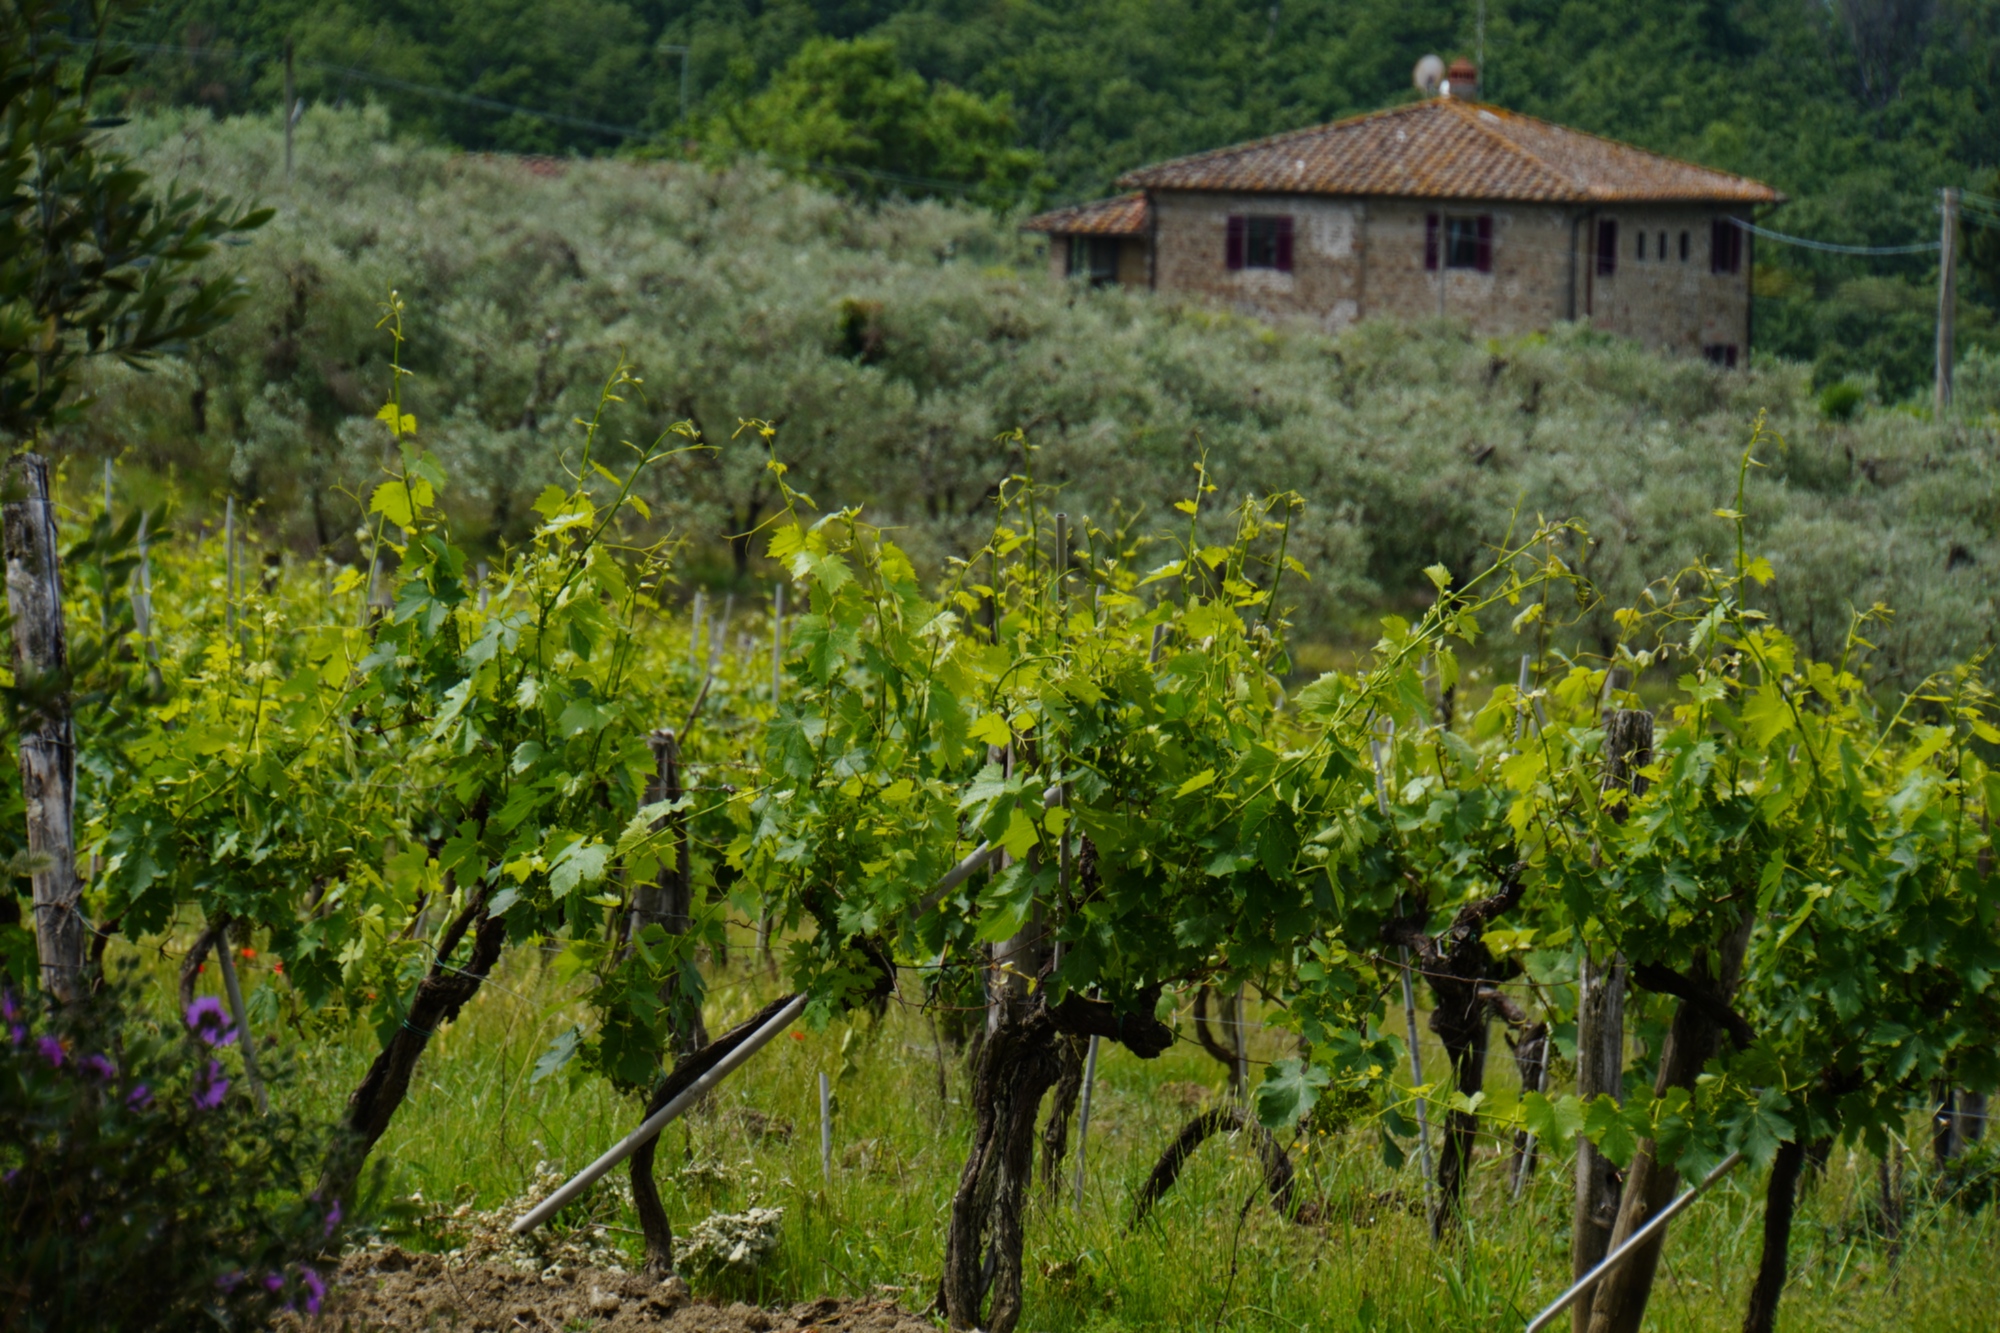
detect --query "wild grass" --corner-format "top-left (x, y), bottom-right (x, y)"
top-left (257, 926), bottom-right (2000, 1333)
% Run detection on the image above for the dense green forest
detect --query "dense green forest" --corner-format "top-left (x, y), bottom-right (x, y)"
top-left (115, 1), bottom-right (2000, 394)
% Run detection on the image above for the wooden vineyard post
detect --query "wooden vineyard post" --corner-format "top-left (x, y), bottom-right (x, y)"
top-left (1373, 721), bottom-right (1434, 1211)
top-left (630, 729), bottom-right (707, 1052)
top-left (1571, 706), bottom-right (1647, 1332)
top-left (213, 931), bottom-right (269, 1113)
top-left (819, 1071), bottom-right (834, 1183)
top-left (4, 455), bottom-right (84, 1001)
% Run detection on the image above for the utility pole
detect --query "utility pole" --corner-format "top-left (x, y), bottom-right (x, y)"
top-left (660, 44), bottom-right (691, 130)
top-left (1477, 0), bottom-right (1486, 89)
top-left (283, 38), bottom-right (295, 181)
top-left (1936, 186), bottom-right (1959, 414)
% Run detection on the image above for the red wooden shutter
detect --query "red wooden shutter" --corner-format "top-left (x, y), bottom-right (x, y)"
top-left (1226, 215), bottom-right (1246, 270)
top-left (1475, 214), bottom-right (1493, 272)
top-left (1596, 218), bottom-right (1618, 276)
top-left (1425, 213), bottom-right (1440, 270)
top-left (1275, 216), bottom-right (1294, 272)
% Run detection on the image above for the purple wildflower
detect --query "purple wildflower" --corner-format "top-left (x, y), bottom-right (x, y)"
top-left (301, 1269), bottom-right (326, 1315)
top-left (322, 1199), bottom-right (343, 1237)
top-left (216, 1270), bottom-right (245, 1293)
top-left (264, 1272), bottom-right (284, 1293)
top-left (11, 1023), bottom-right (27, 1047)
top-left (192, 1060), bottom-right (229, 1111)
top-left (80, 1053), bottom-right (115, 1082)
top-left (184, 996), bottom-right (238, 1047)
top-left (1, 989), bottom-right (16, 1020)
top-left (36, 1035), bottom-right (63, 1068)
top-left (126, 1083), bottom-right (153, 1110)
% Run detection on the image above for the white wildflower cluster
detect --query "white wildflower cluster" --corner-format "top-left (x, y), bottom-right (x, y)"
top-left (417, 1151), bottom-right (637, 1278)
top-left (676, 1207), bottom-right (785, 1279)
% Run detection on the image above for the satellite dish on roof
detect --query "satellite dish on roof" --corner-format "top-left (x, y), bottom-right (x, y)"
top-left (1413, 54), bottom-right (1445, 97)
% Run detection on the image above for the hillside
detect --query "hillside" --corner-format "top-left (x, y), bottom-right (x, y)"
top-left (118, 1), bottom-right (2000, 395)
top-left (79, 109), bottom-right (2000, 687)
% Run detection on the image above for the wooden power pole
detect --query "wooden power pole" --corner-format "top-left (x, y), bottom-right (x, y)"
top-left (283, 39), bottom-right (296, 181)
top-left (1937, 186), bottom-right (1959, 414)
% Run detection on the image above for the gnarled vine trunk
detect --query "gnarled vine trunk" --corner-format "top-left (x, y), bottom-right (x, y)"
top-left (1740, 1136), bottom-right (1807, 1333)
top-left (629, 992), bottom-right (800, 1274)
top-left (1380, 860), bottom-right (1526, 1239)
top-left (1130, 1103), bottom-right (1296, 1227)
top-left (1583, 914), bottom-right (1756, 1333)
top-left (321, 880), bottom-right (506, 1206)
top-left (941, 989), bottom-right (1172, 1333)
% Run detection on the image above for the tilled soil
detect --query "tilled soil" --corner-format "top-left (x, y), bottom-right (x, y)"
top-left (297, 1247), bottom-right (935, 1332)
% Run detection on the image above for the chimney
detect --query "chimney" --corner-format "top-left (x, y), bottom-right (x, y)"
top-left (1444, 58), bottom-right (1479, 101)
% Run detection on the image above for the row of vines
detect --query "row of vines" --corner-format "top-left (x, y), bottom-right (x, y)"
top-left (5, 298), bottom-right (1997, 1331)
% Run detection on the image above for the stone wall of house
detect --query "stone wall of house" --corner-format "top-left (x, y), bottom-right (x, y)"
top-left (1043, 235), bottom-right (1152, 289)
top-left (1358, 199), bottom-right (1574, 337)
top-left (1151, 191), bottom-right (1366, 331)
top-left (1580, 205), bottom-right (1752, 361)
top-left (1116, 236), bottom-right (1149, 287)
top-left (1142, 191), bottom-right (1752, 359)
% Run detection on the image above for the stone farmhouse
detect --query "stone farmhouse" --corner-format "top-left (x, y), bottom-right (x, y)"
top-left (1025, 64), bottom-right (1782, 365)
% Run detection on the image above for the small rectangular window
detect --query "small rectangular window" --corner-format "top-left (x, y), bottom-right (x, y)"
top-left (1445, 216), bottom-right (1478, 268)
top-left (1637, 231), bottom-right (1647, 261)
top-left (1679, 230), bottom-right (1690, 262)
top-left (1703, 343), bottom-right (1740, 368)
top-left (1711, 218), bottom-right (1743, 275)
top-left (1596, 219), bottom-right (1618, 276)
top-left (1228, 215), bottom-right (1293, 272)
top-left (1658, 231), bottom-right (1667, 261)
top-left (1431, 214), bottom-right (1494, 271)
top-left (1245, 215), bottom-right (1292, 271)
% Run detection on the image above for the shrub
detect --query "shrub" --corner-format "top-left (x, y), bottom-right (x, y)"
top-left (1817, 380), bottom-right (1865, 420)
top-left (0, 981), bottom-right (348, 1331)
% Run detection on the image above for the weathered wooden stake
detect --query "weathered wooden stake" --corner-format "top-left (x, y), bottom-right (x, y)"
top-left (213, 932), bottom-right (269, 1114)
top-left (1373, 721), bottom-right (1434, 1207)
top-left (819, 1070), bottom-right (834, 1183)
top-left (4, 456), bottom-right (84, 1001)
top-left (1072, 1034), bottom-right (1100, 1206)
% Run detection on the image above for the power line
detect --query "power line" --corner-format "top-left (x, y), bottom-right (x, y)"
top-left (1729, 216), bottom-right (1940, 257)
top-left (126, 41), bottom-right (645, 139)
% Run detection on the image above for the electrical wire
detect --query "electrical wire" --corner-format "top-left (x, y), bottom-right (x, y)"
top-left (1727, 216), bottom-right (1940, 256)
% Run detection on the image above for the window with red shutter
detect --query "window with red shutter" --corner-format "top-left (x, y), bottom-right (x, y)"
top-left (1596, 219), bottom-right (1618, 277)
top-left (1425, 213), bottom-right (1440, 271)
top-left (1474, 214), bottom-right (1493, 272)
top-left (1226, 215), bottom-right (1246, 270)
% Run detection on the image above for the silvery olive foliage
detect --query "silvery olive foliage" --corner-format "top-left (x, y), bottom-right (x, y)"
top-left (69, 108), bottom-right (1999, 687)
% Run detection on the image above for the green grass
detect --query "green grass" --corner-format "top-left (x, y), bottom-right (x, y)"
top-left (265, 933), bottom-right (1998, 1332)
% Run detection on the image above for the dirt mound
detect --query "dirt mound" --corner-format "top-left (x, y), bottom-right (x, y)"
top-left (296, 1247), bottom-right (933, 1332)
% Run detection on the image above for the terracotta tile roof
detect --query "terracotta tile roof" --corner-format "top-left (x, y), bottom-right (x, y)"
top-left (1116, 99), bottom-right (1781, 205)
top-left (1022, 192), bottom-right (1150, 235)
